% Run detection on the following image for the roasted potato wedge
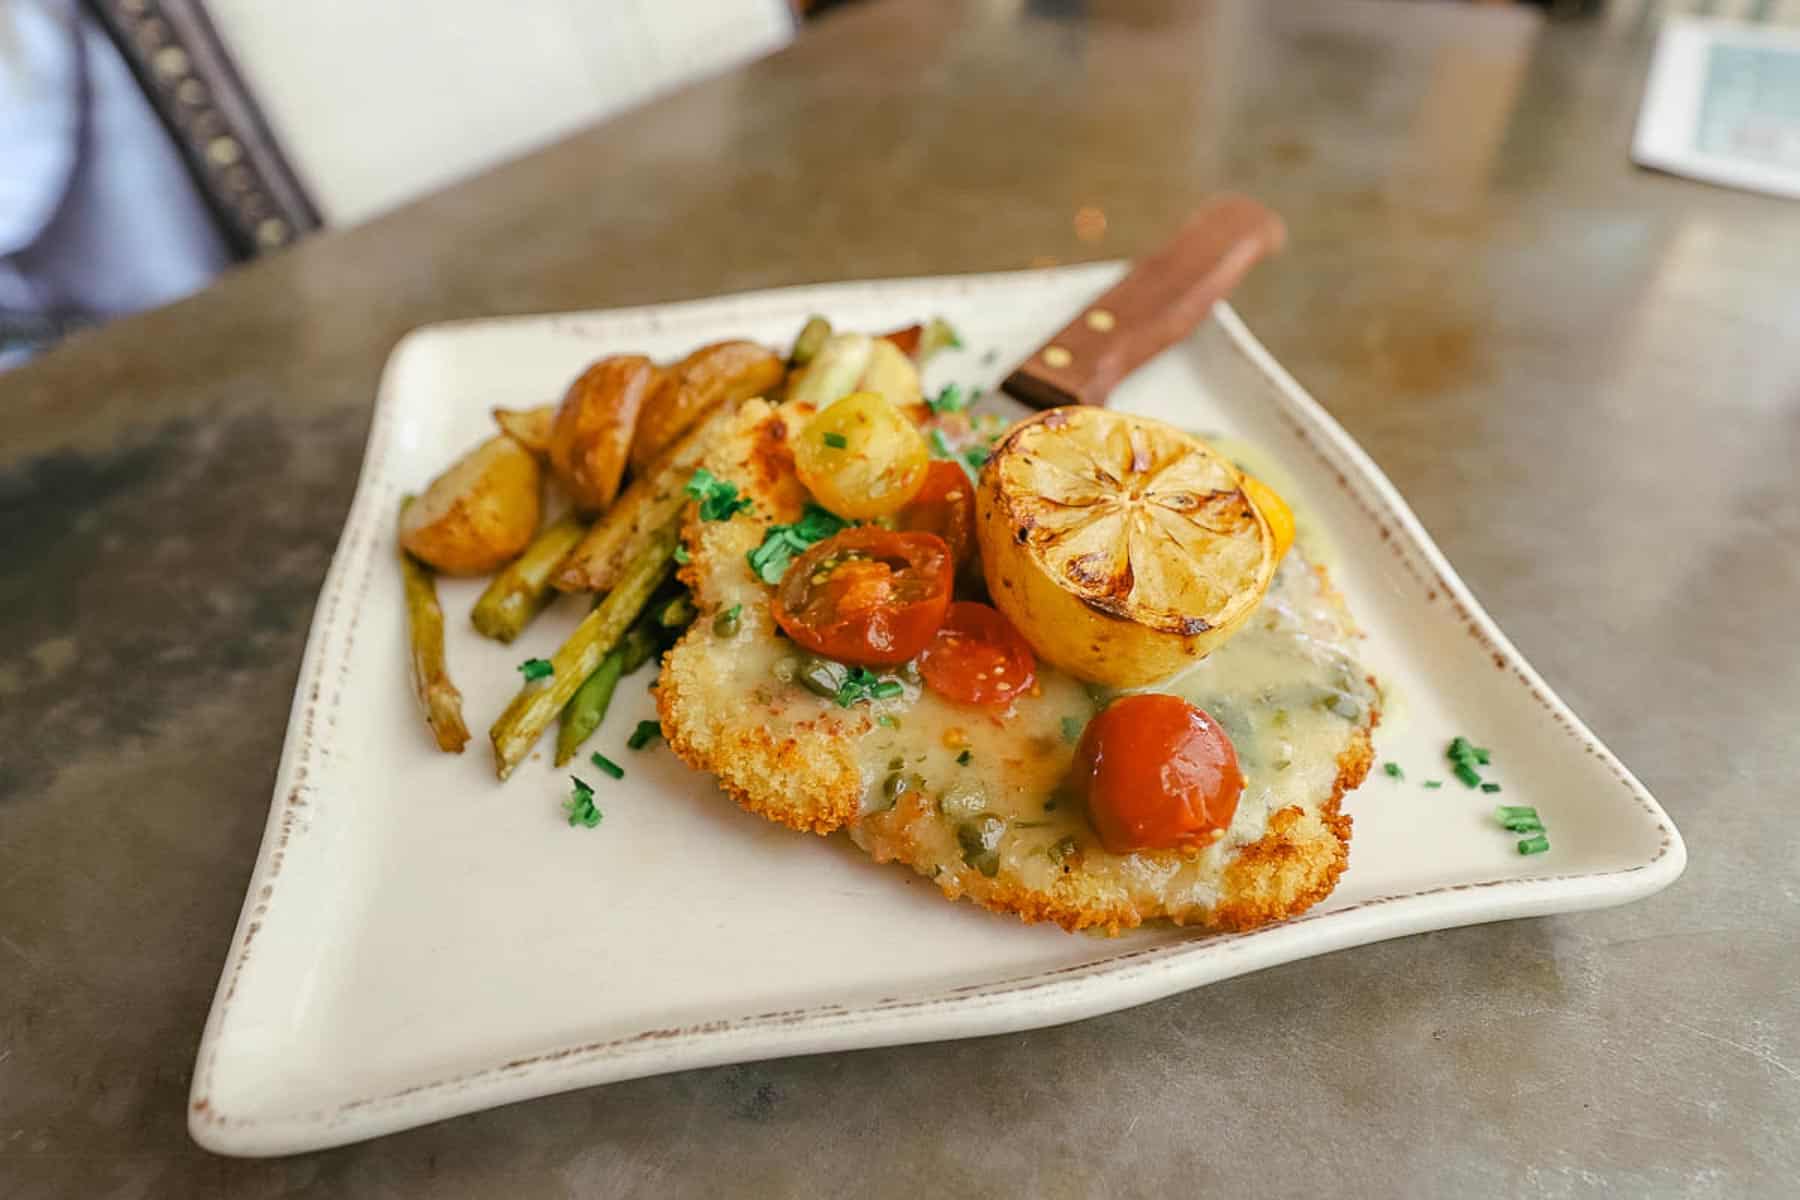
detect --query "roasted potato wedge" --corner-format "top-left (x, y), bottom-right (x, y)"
top-left (550, 356), bottom-right (661, 513)
top-left (628, 340), bottom-right (783, 474)
top-left (400, 434), bottom-right (542, 575)
top-left (556, 401), bottom-right (738, 593)
top-left (493, 405), bottom-right (554, 455)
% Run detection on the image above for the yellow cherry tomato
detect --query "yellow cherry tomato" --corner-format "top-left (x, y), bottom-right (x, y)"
top-left (794, 391), bottom-right (930, 519)
top-left (1241, 474), bottom-right (1295, 561)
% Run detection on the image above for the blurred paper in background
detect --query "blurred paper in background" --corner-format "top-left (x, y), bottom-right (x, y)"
top-left (1635, 17), bottom-right (1800, 198)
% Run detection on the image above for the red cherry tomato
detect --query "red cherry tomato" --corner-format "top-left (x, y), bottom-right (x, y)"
top-left (896, 460), bottom-right (976, 568)
top-left (772, 528), bottom-right (952, 667)
top-left (919, 602), bottom-right (1037, 707)
top-left (879, 324), bottom-right (922, 357)
top-left (1072, 694), bottom-right (1244, 854)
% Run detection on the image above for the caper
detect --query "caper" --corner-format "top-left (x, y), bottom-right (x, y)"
top-left (957, 814), bottom-right (1006, 877)
top-left (876, 770), bottom-right (925, 812)
top-left (938, 778), bottom-right (989, 821)
top-left (797, 656), bottom-right (845, 699)
top-left (712, 607), bottom-right (741, 637)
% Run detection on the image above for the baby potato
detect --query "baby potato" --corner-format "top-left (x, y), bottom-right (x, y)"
top-left (550, 356), bottom-right (662, 513)
top-left (629, 340), bottom-right (784, 474)
top-left (400, 434), bottom-right (542, 575)
top-left (492, 405), bottom-right (554, 455)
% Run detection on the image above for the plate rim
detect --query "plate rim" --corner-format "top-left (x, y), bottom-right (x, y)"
top-left (188, 265), bottom-right (1686, 1156)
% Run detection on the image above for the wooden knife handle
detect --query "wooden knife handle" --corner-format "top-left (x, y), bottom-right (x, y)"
top-left (1000, 195), bottom-right (1286, 409)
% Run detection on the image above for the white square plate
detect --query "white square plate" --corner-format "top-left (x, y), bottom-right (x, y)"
top-left (190, 265), bottom-right (1684, 1156)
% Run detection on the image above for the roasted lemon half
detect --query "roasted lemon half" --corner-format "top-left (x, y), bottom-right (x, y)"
top-left (976, 407), bottom-right (1277, 686)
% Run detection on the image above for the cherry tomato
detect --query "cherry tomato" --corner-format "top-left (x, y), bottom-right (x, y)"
top-left (793, 391), bottom-right (930, 519)
top-left (919, 602), bottom-right (1037, 707)
top-left (772, 528), bottom-right (952, 667)
top-left (1072, 694), bottom-right (1244, 854)
top-left (880, 324), bottom-right (922, 357)
top-left (896, 460), bottom-right (976, 568)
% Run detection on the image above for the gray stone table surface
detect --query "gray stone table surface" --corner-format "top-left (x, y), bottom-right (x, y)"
top-left (3, 1), bottom-right (1797, 1195)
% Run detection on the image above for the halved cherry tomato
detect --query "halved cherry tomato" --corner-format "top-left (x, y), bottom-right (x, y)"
top-left (918, 602), bottom-right (1037, 707)
top-left (772, 528), bottom-right (952, 667)
top-left (1072, 694), bottom-right (1243, 854)
top-left (896, 460), bottom-right (976, 568)
top-left (793, 391), bottom-right (930, 520)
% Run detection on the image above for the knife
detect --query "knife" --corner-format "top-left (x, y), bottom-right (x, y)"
top-left (985, 194), bottom-right (1286, 417)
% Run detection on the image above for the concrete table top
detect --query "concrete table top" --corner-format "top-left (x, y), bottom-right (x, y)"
top-left (2, 1), bottom-right (1796, 1195)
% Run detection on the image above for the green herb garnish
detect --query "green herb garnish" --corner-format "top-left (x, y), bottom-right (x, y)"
top-left (746, 504), bottom-right (849, 584)
top-left (962, 444), bottom-right (991, 472)
top-left (1517, 834), bottom-right (1550, 856)
top-left (674, 544), bottom-right (691, 564)
top-left (685, 467), bottom-right (753, 522)
top-left (928, 383), bottom-right (967, 415)
top-left (1495, 805), bottom-right (1543, 833)
top-left (957, 749), bottom-right (973, 766)
top-left (627, 720), bottom-right (661, 751)
top-left (589, 752), bottom-right (624, 780)
top-left (822, 431), bottom-right (848, 449)
top-left (565, 777), bottom-right (602, 828)
top-left (876, 714), bottom-right (899, 729)
top-left (518, 658), bottom-right (553, 682)
top-left (1423, 779), bottom-right (1443, 789)
top-left (1060, 716), bottom-right (1084, 744)
top-left (928, 428), bottom-right (957, 460)
top-left (1481, 781), bottom-right (1502, 794)
top-left (832, 666), bottom-right (903, 708)
top-left (1383, 762), bottom-right (1404, 780)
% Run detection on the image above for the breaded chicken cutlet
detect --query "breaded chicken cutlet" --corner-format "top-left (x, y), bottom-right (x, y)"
top-left (657, 399), bottom-right (1379, 934)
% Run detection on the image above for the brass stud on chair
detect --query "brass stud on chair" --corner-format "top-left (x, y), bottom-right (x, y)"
top-left (1043, 345), bottom-right (1073, 369)
top-left (1085, 308), bottom-right (1116, 333)
top-left (207, 136), bottom-right (243, 166)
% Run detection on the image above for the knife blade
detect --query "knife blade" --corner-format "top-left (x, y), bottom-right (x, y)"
top-left (976, 195), bottom-right (1286, 421)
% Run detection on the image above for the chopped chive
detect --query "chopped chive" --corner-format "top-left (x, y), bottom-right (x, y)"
top-left (822, 431), bottom-right (848, 449)
top-left (1473, 747), bottom-right (1492, 765)
top-left (962, 445), bottom-right (991, 472)
top-left (1517, 834), bottom-right (1550, 856)
top-left (589, 752), bottom-right (624, 780)
top-left (870, 680), bottom-right (903, 700)
top-left (627, 720), bottom-right (661, 751)
top-left (957, 749), bottom-right (973, 766)
top-left (1423, 780), bottom-right (1444, 789)
top-left (1495, 805), bottom-right (1543, 833)
top-left (685, 467), bottom-right (752, 521)
top-left (1481, 781), bottom-right (1502, 793)
top-left (929, 428), bottom-right (956, 460)
top-left (518, 658), bottom-right (553, 682)
top-left (565, 777), bottom-right (602, 828)
top-left (927, 383), bottom-right (966, 415)
top-left (673, 544), bottom-right (691, 565)
top-left (1453, 762), bottom-right (1482, 788)
top-left (1060, 716), bottom-right (1084, 743)
top-left (1383, 762), bottom-right (1404, 780)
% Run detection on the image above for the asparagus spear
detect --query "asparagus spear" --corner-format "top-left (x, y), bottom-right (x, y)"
top-left (470, 512), bottom-right (588, 643)
top-left (553, 623), bottom-right (660, 766)
top-left (555, 650), bottom-right (622, 766)
top-left (788, 315), bottom-right (832, 367)
top-left (489, 520), bottom-right (678, 778)
top-left (398, 497), bottom-right (471, 753)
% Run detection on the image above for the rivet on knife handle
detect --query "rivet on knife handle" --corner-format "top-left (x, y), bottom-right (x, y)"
top-left (1000, 195), bottom-right (1287, 410)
